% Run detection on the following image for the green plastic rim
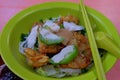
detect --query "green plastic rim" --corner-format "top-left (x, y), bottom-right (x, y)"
top-left (0, 2), bottom-right (119, 80)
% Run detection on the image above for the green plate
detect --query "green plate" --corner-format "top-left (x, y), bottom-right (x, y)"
top-left (0, 2), bottom-right (120, 80)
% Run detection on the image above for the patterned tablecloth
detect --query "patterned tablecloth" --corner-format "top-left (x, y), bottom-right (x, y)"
top-left (0, 0), bottom-right (120, 80)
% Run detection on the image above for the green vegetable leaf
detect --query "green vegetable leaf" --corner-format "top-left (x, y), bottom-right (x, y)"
top-left (20, 33), bottom-right (28, 41)
top-left (36, 68), bottom-right (47, 76)
top-left (60, 24), bottom-right (64, 29)
top-left (39, 19), bottom-right (43, 23)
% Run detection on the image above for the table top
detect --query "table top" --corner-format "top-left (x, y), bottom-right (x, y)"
top-left (0, 0), bottom-right (120, 80)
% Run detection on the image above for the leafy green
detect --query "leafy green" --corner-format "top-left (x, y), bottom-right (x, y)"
top-left (81, 29), bottom-right (86, 35)
top-left (81, 68), bottom-right (88, 73)
top-left (39, 19), bottom-right (43, 23)
top-left (49, 17), bottom-right (52, 20)
top-left (60, 24), bottom-right (64, 29)
top-left (43, 26), bottom-right (51, 30)
top-left (36, 65), bottom-right (81, 78)
top-left (20, 33), bottom-right (28, 41)
top-left (36, 68), bottom-right (47, 76)
top-left (34, 37), bottom-right (38, 49)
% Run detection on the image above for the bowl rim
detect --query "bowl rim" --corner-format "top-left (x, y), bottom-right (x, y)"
top-left (0, 2), bottom-right (118, 80)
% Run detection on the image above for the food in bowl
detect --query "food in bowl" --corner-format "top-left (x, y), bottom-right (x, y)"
top-left (19, 15), bottom-right (105, 78)
top-left (0, 2), bottom-right (118, 80)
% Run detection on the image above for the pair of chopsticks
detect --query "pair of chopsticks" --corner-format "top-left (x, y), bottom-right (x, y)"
top-left (79, 0), bottom-right (106, 80)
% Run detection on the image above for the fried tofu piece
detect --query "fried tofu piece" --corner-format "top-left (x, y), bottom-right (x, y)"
top-left (39, 42), bottom-right (65, 54)
top-left (25, 48), bottom-right (49, 68)
top-left (56, 15), bottom-right (79, 25)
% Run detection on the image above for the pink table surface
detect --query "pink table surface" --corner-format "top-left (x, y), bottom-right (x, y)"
top-left (0, 0), bottom-right (120, 80)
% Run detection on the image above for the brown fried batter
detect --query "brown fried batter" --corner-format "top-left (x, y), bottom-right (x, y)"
top-left (56, 15), bottom-right (79, 25)
top-left (60, 32), bottom-right (92, 69)
top-left (73, 32), bottom-right (90, 52)
top-left (39, 42), bottom-right (65, 54)
top-left (25, 48), bottom-right (49, 68)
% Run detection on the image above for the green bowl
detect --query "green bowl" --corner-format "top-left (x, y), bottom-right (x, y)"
top-left (0, 2), bottom-right (120, 80)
